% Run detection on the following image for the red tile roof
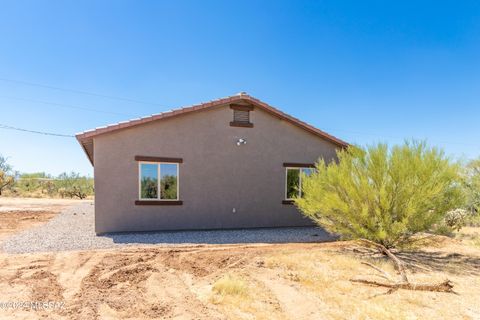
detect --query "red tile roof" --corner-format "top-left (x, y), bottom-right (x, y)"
top-left (76, 93), bottom-right (348, 165)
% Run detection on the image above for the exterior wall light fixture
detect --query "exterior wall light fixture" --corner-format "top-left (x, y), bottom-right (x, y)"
top-left (236, 138), bottom-right (247, 146)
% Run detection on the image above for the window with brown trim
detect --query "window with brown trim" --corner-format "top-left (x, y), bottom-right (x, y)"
top-left (284, 167), bottom-right (314, 201)
top-left (138, 161), bottom-right (180, 203)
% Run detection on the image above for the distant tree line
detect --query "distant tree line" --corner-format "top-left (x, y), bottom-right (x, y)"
top-left (0, 155), bottom-right (93, 199)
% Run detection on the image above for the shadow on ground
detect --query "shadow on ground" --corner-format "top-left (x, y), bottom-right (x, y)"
top-left (344, 245), bottom-right (480, 276)
top-left (396, 251), bottom-right (480, 276)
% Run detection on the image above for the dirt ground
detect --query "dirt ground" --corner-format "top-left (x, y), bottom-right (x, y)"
top-left (0, 198), bottom-right (85, 242)
top-left (0, 198), bottom-right (479, 320)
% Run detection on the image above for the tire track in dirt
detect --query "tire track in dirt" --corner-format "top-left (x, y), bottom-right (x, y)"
top-left (5, 254), bottom-right (66, 319)
top-left (251, 269), bottom-right (327, 319)
top-left (65, 249), bottom-right (229, 319)
top-left (145, 266), bottom-right (226, 319)
top-left (65, 251), bottom-right (160, 319)
top-left (52, 252), bottom-right (106, 301)
top-left (159, 247), bottom-right (256, 279)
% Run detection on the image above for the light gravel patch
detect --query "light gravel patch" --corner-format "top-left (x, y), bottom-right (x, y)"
top-left (2, 202), bottom-right (333, 254)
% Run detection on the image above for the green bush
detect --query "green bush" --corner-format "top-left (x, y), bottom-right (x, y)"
top-left (55, 172), bottom-right (93, 199)
top-left (295, 141), bottom-right (465, 248)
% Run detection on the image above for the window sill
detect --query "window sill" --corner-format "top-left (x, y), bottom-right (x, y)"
top-left (135, 200), bottom-right (183, 205)
top-left (282, 200), bottom-right (295, 205)
top-left (230, 121), bottom-right (253, 128)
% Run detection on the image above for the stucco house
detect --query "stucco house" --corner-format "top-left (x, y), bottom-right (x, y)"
top-left (76, 93), bottom-right (348, 234)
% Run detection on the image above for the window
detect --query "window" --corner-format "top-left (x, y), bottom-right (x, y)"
top-left (139, 162), bottom-right (179, 200)
top-left (140, 163), bottom-right (158, 199)
top-left (285, 167), bottom-right (314, 200)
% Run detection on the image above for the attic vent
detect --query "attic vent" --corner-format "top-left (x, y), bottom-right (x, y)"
top-left (230, 104), bottom-right (254, 128)
top-left (234, 109), bottom-right (250, 123)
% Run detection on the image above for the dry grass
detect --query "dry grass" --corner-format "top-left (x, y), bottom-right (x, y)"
top-left (261, 242), bottom-right (480, 319)
top-left (209, 272), bottom-right (288, 320)
top-left (212, 274), bottom-right (249, 297)
top-left (456, 227), bottom-right (480, 248)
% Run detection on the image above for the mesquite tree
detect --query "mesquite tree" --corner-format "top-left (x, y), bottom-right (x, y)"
top-left (296, 141), bottom-right (464, 248)
top-left (295, 141), bottom-right (464, 292)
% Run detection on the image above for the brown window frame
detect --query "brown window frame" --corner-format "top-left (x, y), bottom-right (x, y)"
top-left (136, 156), bottom-right (183, 205)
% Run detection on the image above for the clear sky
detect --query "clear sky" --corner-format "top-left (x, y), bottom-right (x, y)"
top-left (0, 1), bottom-right (479, 176)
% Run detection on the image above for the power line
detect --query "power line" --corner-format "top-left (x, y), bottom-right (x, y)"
top-left (0, 95), bottom-right (136, 117)
top-left (0, 123), bottom-right (74, 138)
top-left (0, 76), bottom-right (476, 148)
top-left (0, 77), bottom-right (169, 107)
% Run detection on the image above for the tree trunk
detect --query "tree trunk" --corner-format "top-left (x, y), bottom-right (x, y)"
top-left (351, 239), bottom-right (455, 294)
top-left (359, 239), bottom-right (408, 283)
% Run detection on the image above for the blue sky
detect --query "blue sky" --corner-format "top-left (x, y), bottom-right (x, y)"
top-left (0, 0), bottom-right (479, 176)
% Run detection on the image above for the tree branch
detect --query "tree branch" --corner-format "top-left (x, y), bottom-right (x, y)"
top-left (359, 239), bottom-right (408, 283)
top-left (352, 239), bottom-right (456, 294)
top-left (361, 262), bottom-right (393, 282)
top-left (351, 278), bottom-right (455, 293)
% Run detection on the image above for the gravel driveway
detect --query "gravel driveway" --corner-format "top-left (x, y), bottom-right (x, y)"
top-left (2, 202), bottom-right (333, 254)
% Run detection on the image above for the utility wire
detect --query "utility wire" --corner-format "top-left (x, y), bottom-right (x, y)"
top-left (0, 77), bottom-right (169, 107)
top-left (0, 123), bottom-right (74, 138)
top-left (1, 119), bottom-right (476, 147)
top-left (0, 95), bottom-right (136, 117)
top-left (0, 77), bottom-right (476, 147)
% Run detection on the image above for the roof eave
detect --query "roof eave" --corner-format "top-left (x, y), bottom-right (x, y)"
top-left (76, 136), bottom-right (94, 166)
top-left (75, 94), bottom-right (349, 166)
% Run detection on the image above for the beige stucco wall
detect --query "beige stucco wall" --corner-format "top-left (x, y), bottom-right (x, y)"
top-left (93, 104), bottom-right (340, 234)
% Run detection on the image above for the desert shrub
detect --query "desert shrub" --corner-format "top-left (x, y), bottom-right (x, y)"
top-left (295, 141), bottom-right (465, 248)
top-left (56, 172), bottom-right (93, 199)
top-left (444, 209), bottom-right (469, 231)
top-left (431, 208), bottom-right (471, 237)
top-left (16, 172), bottom-right (50, 195)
